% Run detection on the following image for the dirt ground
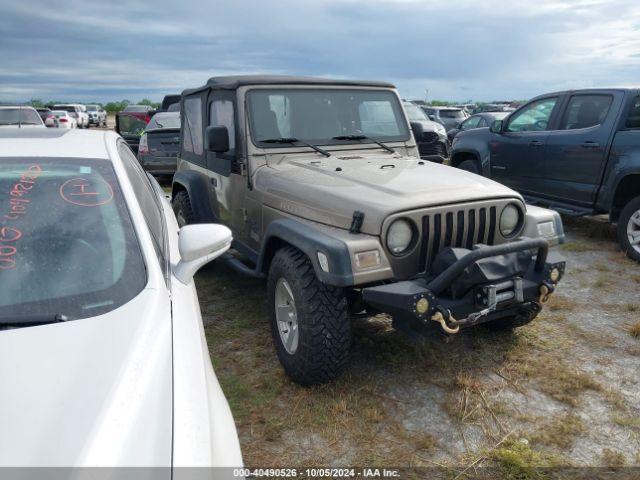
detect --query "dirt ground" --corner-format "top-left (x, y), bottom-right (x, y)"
top-left (197, 215), bottom-right (640, 477)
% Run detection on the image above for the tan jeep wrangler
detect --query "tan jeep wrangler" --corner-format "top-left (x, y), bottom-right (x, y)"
top-left (172, 75), bottom-right (566, 385)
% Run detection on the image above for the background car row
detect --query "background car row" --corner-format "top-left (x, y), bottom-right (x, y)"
top-left (0, 104), bottom-right (107, 129)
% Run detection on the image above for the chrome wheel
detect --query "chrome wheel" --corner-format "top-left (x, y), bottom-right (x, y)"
top-left (627, 209), bottom-right (640, 254)
top-left (275, 278), bottom-right (299, 355)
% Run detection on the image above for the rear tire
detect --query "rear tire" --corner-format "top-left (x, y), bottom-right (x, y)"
top-left (617, 195), bottom-right (640, 263)
top-left (267, 247), bottom-right (351, 385)
top-left (172, 191), bottom-right (196, 227)
top-left (458, 159), bottom-right (480, 174)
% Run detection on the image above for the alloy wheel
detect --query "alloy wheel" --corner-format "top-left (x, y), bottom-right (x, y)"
top-left (275, 278), bottom-right (299, 355)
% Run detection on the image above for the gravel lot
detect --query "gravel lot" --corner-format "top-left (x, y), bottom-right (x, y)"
top-left (196, 215), bottom-right (640, 476)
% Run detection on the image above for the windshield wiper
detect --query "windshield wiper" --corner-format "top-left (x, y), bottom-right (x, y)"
top-left (332, 135), bottom-right (395, 154)
top-left (0, 313), bottom-right (69, 327)
top-left (261, 137), bottom-right (331, 157)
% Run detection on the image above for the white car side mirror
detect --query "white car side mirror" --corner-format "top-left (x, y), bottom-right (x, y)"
top-left (174, 224), bottom-right (232, 284)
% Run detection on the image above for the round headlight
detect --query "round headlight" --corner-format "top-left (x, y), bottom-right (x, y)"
top-left (387, 219), bottom-right (415, 255)
top-left (500, 204), bottom-right (522, 237)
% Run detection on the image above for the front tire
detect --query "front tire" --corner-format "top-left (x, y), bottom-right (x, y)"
top-left (267, 247), bottom-right (351, 385)
top-left (458, 159), bottom-right (480, 174)
top-left (618, 195), bottom-right (640, 262)
top-left (172, 191), bottom-right (196, 227)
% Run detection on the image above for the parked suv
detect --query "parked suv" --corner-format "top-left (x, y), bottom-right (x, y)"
top-left (172, 75), bottom-right (566, 385)
top-left (403, 101), bottom-right (448, 162)
top-left (420, 105), bottom-right (468, 130)
top-left (86, 104), bottom-right (107, 126)
top-left (450, 88), bottom-right (640, 261)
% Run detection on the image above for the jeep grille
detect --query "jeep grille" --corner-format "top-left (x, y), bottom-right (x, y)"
top-left (420, 205), bottom-right (497, 271)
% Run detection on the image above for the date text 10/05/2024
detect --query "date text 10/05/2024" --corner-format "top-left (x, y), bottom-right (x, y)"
top-left (233, 468), bottom-right (400, 478)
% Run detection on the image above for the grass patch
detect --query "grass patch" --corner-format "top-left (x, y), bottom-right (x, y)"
top-left (505, 339), bottom-right (602, 406)
top-left (627, 320), bottom-right (640, 338)
top-left (489, 439), bottom-right (563, 478)
top-left (602, 448), bottom-right (626, 467)
top-left (547, 295), bottom-right (577, 312)
top-left (560, 241), bottom-right (592, 253)
top-left (612, 414), bottom-right (640, 429)
top-left (530, 413), bottom-right (585, 449)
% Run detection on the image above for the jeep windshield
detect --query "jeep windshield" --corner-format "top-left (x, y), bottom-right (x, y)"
top-left (0, 157), bottom-right (147, 326)
top-left (247, 88), bottom-right (410, 149)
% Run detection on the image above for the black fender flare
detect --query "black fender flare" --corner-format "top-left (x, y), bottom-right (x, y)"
top-left (172, 170), bottom-right (218, 223)
top-left (257, 218), bottom-right (354, 287)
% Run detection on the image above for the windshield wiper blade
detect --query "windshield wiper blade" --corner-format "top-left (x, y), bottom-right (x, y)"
top-left (332, 135), bottom-right (395, 154)
top-left (261, 137), bottom-right (331, 157)
top-left (0, 313), bottom-right (69, 327)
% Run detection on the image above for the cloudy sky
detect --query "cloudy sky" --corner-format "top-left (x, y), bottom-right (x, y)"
top-left (2, 0), bottom-right (640, 103)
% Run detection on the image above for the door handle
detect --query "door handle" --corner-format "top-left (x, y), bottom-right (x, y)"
top-left (492, 165), bottom-right (506, 170)
top-left (528, 140), bottom-right (543, 148)
top-left (581, 141), bottom-right (600, 149)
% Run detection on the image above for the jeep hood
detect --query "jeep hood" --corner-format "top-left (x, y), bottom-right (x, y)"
top-left (256, 152), bottom-right (521, 235)
top-left (0, 289), bottom-right (173, 469)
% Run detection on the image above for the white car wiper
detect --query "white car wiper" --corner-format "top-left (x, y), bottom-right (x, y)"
top-left (0, 313), bottom-right (69, 327)
top-left (333, 135), bottom-right (395, 154)
top-left (261, 137), bottom-right (331, 157)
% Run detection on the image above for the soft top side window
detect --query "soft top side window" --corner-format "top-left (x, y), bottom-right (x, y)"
top-left (183, 96), bottom-right (203, 155)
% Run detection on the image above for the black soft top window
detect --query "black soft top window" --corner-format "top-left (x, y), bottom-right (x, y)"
top-left (0, 157), bottom-right (147, 323)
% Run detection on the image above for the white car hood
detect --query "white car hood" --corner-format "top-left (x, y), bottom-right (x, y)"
top-left (0, 289), bottom-right (173, 467)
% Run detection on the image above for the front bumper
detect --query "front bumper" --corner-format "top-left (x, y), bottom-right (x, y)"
top-left (362, 237), bottom-right (565, 333)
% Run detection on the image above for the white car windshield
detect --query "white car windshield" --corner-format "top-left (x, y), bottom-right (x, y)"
top-left (248, 88), bottom-right (410, 147)
top-left (0, 158), bottom-right (147, 323)
top-left (0, 108), bottom-right (43, 126)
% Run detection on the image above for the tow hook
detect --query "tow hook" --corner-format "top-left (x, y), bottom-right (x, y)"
top-left (430, 307), bottom-right (460, 334)
top-left (431, 284), bottom-right (502, 334)
top-left (538, 282), bottom-right (554, 304)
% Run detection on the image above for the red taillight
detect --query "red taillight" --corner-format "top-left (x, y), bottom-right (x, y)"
top-left (144, 115), bottom-right (151, 124)
top-left (59, 118), bottom-right (68, 123)
top-left (138, 134), bottom-right (149, 155)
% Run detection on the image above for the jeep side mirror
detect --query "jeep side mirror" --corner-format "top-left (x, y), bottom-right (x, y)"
top-left (428, 115), bottom-right (436, 121)
top-left (490, 120), bottom-right (503, 133)
top-left (174, 224), bottom-right (232, 284)
top-left (410, 121), bottom-right (424, 140)
top-left (205, 125), bottom-right (230, 153)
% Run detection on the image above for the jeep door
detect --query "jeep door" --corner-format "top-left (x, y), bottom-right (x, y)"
top-left (205, 90), bottom-right (248, 241)
top-left (489, 96), bottom-right (561, 195)
top-left (541, 91), bottom-right (622, 206)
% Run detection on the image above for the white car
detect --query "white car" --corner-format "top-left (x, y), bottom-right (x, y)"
top-left (0, 129), bottom-right (243, 474)
top-left (46, 110), bottom-right (78, 129)
top-left (52, 104), bottom-right (90, 129)
top-left (0, 106), bottom-right (46, 128)
top-left (86, 104), bottom-right (107, 127)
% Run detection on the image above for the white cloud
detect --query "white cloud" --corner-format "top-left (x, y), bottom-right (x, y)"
top-left (1, 0), bottom-right (639, 102)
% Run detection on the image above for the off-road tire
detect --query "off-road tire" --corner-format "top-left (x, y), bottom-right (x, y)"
top-left (458, 159), bottom-right (480, 174)
top-left (172, 191), bottom-right (196, 227)
top-left (617, 195), bottom-right (640, 263)
top-left (483, 304), bottom-right (541, 331)
top-left (267, 247), bottom-right (350, 385)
